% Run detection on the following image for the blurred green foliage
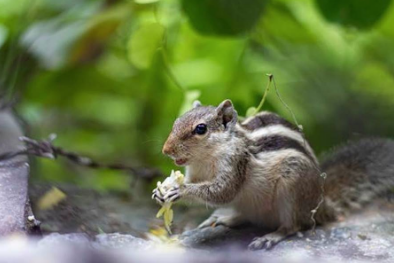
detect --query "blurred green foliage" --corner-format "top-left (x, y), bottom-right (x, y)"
top-left (1, 0), bottom-right (394, 192)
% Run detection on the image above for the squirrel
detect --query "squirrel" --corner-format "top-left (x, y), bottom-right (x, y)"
top-left (153, 99), bottom-right (394, 250)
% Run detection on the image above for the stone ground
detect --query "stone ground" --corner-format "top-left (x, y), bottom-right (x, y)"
top-left (1, 183), bottom-right (393, 262)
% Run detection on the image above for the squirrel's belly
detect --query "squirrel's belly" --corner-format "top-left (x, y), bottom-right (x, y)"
top-left (233, 171), bottom-right (281, 229)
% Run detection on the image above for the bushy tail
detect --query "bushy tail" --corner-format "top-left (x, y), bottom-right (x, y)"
top-left (317, 138), bottom-right (394, 222)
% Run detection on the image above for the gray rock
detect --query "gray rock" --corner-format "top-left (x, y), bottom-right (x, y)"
top-left (94, 233), bottom-right (153, 250)
top-left (38, 232), bottom-right (91, 247)
top-left (179, 201), bottom-right (394, 262)
top-left (0, 110), bottom-right (32, 235)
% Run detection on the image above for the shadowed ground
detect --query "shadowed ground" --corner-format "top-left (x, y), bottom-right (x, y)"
top-left (10, 184), bottom-right (393, 262)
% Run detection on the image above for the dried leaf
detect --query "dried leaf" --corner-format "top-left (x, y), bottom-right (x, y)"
top-left (37, 187), bottom-right (66, 210)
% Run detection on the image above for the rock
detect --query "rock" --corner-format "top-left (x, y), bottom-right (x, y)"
top-left (94, 233), bottom-right (153, 250)
top-left (179, 201), bottom-right (394, 262)
top-left (0, 110), bottom-right (33, 235)
top-left (1, 203), bottom-right (394, 263)
top-left (38, 233), bottom-right (91, 247)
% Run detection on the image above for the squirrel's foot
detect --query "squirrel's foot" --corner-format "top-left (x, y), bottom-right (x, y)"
top-left (248, 227), bottom-right (295, 250)
top-left (248, 234), bottom-right (280, 250)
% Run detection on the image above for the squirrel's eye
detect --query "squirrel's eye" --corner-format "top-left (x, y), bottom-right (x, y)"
top-left (194, 124), bottom-right (207, 135)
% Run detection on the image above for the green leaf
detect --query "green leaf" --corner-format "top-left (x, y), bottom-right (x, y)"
top-left (179, 90), bottom-right (201, 116)
top-left (70, 3), bottom-right (131, 64)
top-left (315, 0), bottom-right (392, 30)
top-left (181, 0), bottom-right (266, 36)
top-left (0, 24), bottom-right (7, 48)
top-left (128, 23), bottom-right (165, 69)
top-left (0, 0), bottom-right (32, 19)
top-left (21, 19), bottom-right (86, 69)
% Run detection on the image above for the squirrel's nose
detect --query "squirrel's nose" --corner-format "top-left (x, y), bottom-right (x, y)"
top-left (162, 143), bottom-right (173, 156)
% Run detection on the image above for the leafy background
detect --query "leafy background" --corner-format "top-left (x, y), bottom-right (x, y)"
top-left (1, 0), bottom-right (394, 193)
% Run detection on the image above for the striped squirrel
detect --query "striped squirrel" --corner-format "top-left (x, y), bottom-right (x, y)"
top-left (153, 99), bottom-right (394, 250)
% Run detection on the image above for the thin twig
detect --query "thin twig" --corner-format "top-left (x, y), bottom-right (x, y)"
top-left (272, 76), bottom-right (301, 131)
top-left (159, 48), bottom-right (186, 92)
top-left (253, 73), bottom-right (273, 115)
top-left (0, 134), bottom-right (162, 180)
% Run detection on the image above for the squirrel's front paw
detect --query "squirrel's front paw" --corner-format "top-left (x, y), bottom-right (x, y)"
top-left (198, 215), bottom-right (218, 229)
top-left (163, 186), bottom-right (181, 203)
top-left (152, 188), bottom-right (165, 204)
top-left (199, 214), bottom-right (245, 229)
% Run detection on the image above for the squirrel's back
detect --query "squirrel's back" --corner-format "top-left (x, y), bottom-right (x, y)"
top-left (241, 112), bottom-right (394, 223)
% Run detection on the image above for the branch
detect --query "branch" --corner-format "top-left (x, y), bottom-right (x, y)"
top-left (0, 134), bottom-right (162, 180)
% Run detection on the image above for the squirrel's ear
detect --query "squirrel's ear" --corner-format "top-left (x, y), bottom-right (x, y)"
top-left (192, 100), bottom-right (202, 108)
top-left (216, 99), bottom-right (238, 129)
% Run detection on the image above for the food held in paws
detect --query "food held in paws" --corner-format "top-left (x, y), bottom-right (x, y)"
top-left (155, 170), bottom-right (184, 233)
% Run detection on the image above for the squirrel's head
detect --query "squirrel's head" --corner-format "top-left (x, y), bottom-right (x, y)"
top-left (162, 99), bottom-right (238, 166)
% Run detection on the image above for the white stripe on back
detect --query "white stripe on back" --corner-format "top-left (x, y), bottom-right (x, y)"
top-left (245, 124), bottom-right (317, 163)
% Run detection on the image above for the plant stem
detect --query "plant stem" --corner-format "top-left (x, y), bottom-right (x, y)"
top-left (252, 73), bottom-right (273, 115)
top-left (159, 48), bottom-right (186, 91)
